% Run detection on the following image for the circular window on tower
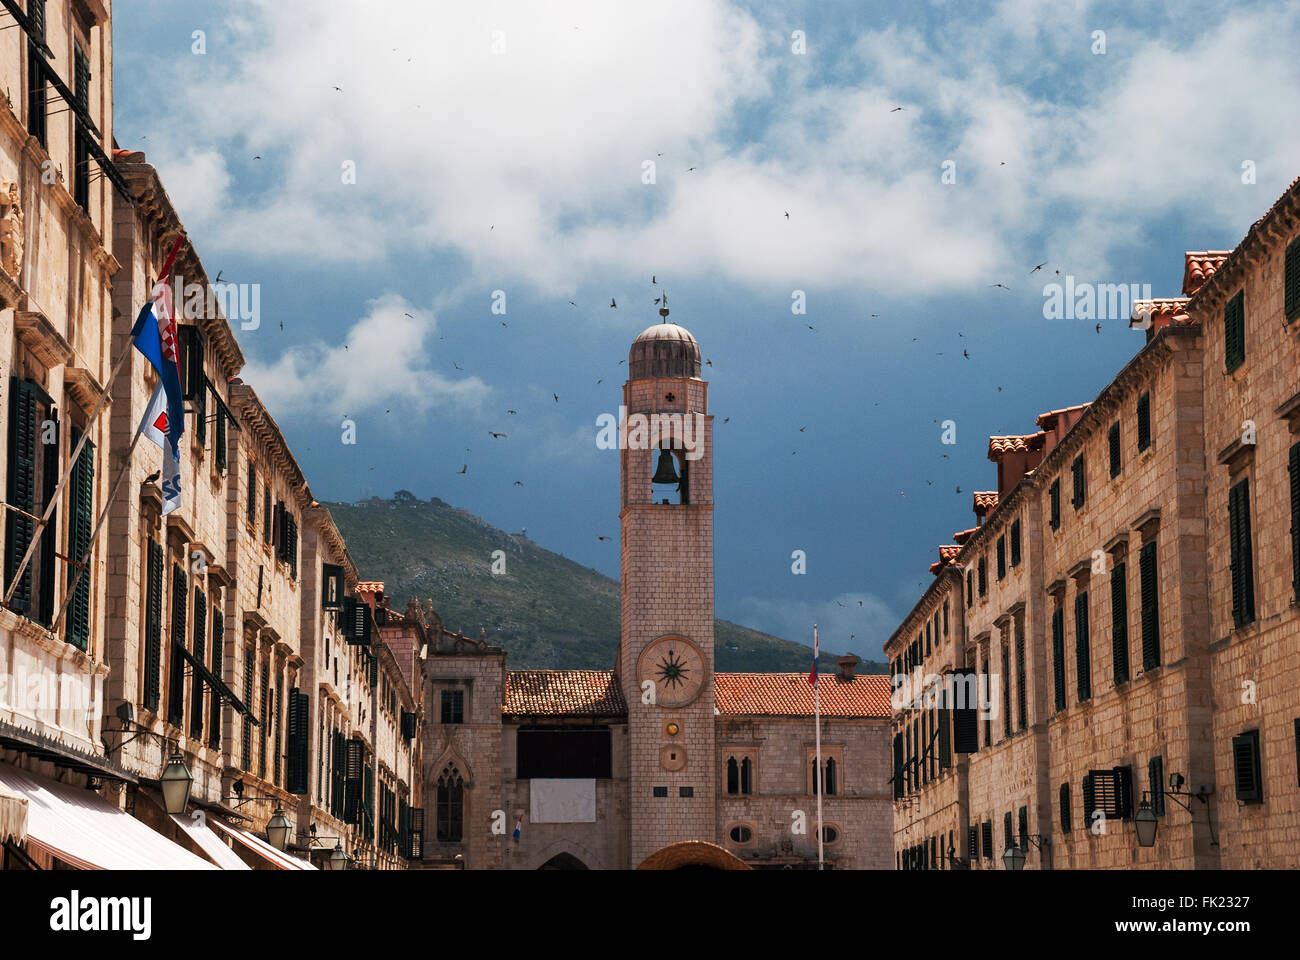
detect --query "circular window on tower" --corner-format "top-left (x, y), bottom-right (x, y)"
top-left (729, 825), bottom-right (754, 844)
top-left (820, 825), bottom-right (839, 845)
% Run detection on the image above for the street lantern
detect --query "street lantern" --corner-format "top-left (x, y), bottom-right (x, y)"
top-left (327, 841), bottom-right (349, 871)
top-left (1002, 845), bottom-right (1025, 871)
top-left (159, 752), bottom-right (194, 815)
top-left (266, 806), bottom-right (292, 851)
top-left (1134, 793), bottom-right (1158, 848)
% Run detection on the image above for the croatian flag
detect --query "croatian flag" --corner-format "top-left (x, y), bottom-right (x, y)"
top-left (131, 279), bottom-right (185, 515)
top-left (513, 814), bottom-right (523, 843)
top-left (808, 626), bottom-right (819, 687)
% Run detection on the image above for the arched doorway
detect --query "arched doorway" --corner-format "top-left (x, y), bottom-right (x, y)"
top-left (538, 852), bottom-right (589, 870)
top-left (637, 841), bottom-right (752, 871)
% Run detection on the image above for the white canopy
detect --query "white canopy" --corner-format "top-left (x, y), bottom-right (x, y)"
top-left (209, 817), bottom-right (318, 870)
top-left (169, 813), bottom-right (251, 870)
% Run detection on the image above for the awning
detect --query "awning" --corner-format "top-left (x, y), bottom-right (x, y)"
top-left (0, 762), bottom-right (215, 869)
top-left (169, 814), bottom-right (250, 870)
top-left (208, 817), bottom-right (318, 870)
top-left (0, 786), bottom-right (27, 844)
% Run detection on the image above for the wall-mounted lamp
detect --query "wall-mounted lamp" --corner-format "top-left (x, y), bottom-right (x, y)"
top-left (159, 752), bottom-right (194, 815)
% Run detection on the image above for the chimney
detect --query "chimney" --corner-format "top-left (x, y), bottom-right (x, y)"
top-left (838, 653), bottom-right (859, 680)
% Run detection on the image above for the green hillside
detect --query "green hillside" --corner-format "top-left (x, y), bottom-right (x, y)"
top-left (325, 493), bottom-right (887, 674)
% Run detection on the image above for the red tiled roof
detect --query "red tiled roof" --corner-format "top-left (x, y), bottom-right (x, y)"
top-left (714, 673), bottom-right (891, 718)
top-left (505, 670), bottom-right (627, 716)
top-left (1035, 405), bottom-right (1090, 431)
top-left (1182, 251), bottom-right (1230, 296)
top-left (356, 581), bottom-right (385, 594)
top-left (952, 527), bottom-right (979, 545)
top-left (1129, 297), bottom-right (1192, 329)
top-left (938, 545), bottom-right (961, 563)
top-left (972, 491), bottom-right (998, 514)
top-left (987, 433), bottom-right (1045, 458)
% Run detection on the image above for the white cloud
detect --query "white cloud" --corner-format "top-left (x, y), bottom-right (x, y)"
top-left (241, 294), bottom-right (488, 416)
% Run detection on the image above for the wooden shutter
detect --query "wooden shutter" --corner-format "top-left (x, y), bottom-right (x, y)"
top-left (168, 564), bottom-right (187, 726)
top-left (4, 379), bottom-right (41, 612)
top-left (967, 825), bottom-right (978, 860)
top-left (1295, 720), bottom-right (1300, 789)
top-left (246, 464), bottom-right (257, 526)
top-left (1286, 235), bottom-right (1300, 322)
top-left (208, 607), bottom-right (224, 751)
top-left (286, 688), bottom-right (310, 795)
top-left (1071, 455), bottom-right (1085, 509)
top-left (937, 705), bottom-right (951, 768)
top-left (37, 404), bottom-right (58, 623)
top-left (978, 556), bottom-right (986, 595)
top-left (981, 820), bottom-right (992, 860)
top-left (1001, 645), bottom-right (1011, 738)
top-left (1049, 479), bottom-right (1060, 529)
top-left (1018, 805), bottom-right (1028, 850)
top-left (1108, 421), bottom-right (1121, 477)
top-left (1140, 541), bottom-right (1160, 670)
top-left (966, 569), bottom-right (973, 606)
top-left (1291, 442), bottom-right (1300, 601)
top-left (1114, 765), bottom-right (1134, 819)
top-left (1051, 607), bottom-right (1066, 711)
top-left (342, 596), bottom-right (371, 645)
top-left (1074, 591), bottom-right (1091, 702)
top-left (996, 537), bottom-right (1005, 580)
top-left (1003, 811), bottom-right (1013, 851)
top-left (143, 539), bottom-right (164, 711)
top-left (214, 396), bottom-right (227, 475)
top-left (1111, 561), bottom-right (1129, 684)
top-left (1010, 519), bottom-right (1021, 567)
top-left (1081, 773), bottom-right (1095, 826)
top-left (1059, 782), bottom-right (1071, 833)
top-left (1136, 392), bottom-right (1151, 451)
top-left (1224, 290), bottom-right (1245, 372)
top-left (1015, 628), bottom-right (1027, 729)
top-left (1232, 730), bottom-right (1262, 803)
top-left (952, 669), bottom-right (979, 753)
top-left (242, 646), bottom-right (255, 770)
top-left (1090, 768), bottom-right (1117, 817)
top-left (892, 732), bottom-right (904, 798)
top-left (1148, 756), bottom-right (1165, 815)
top-left (190, 587), bottom-right (207, 740)
top-left (1228, 479), bottom-right (1256, 627)
top-left (66, 433), bottom-right (94, 650)
top-left (262, 486), bottom-right (272, 544)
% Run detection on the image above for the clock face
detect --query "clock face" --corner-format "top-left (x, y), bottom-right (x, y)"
top-left (637, 635), bottom-right (708, 709)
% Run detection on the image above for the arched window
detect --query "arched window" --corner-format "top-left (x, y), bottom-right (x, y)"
top-left (825, 757), bottom-right (837, 796)
top-left (740, 757), bottom-right (753, 795)
top-left (726, 757), bottom-right (739, 795)
top-left (436, 763), bottom-right (464, 842)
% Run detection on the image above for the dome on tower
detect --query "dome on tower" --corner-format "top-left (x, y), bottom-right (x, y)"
top-left (629, 322), bottom-right (701, 380)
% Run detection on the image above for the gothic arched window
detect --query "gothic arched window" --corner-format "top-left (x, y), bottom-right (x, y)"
top-left (740, 757), bottom-right (753, 795)
top-left (825, 757), bottom-right (837, 796)
top-left (726, 757), bottom-right (739, 795)
top-left (436, 763), bottom-right (464, 842)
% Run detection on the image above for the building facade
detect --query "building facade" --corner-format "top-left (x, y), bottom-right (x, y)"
top-left (887, 177), bottom-right (1300, 870)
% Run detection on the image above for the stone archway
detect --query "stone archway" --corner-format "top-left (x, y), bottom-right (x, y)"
top-left (637, 841), bottom-right (752, 871)
top-left (538, 852), bottom-right (589, 870)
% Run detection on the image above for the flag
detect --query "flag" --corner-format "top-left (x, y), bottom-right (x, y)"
top-left (808, 626), bottom-right (819, 686)
top-left (513, 813), bottom-right (523, 843)
top-left (131, 281), bottom-right (185, 515)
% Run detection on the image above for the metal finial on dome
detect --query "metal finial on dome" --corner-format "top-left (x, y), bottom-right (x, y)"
top-left (659, 290), bottom-right (670, 321)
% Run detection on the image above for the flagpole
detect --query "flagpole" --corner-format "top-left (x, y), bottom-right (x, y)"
top-left (814, 623), bottom-right (823, 871)
top-left (2, 234), bottom-right (185, 610)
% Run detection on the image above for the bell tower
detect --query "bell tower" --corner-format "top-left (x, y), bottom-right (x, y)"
top-left (619, 306), bottom-right (716, 866)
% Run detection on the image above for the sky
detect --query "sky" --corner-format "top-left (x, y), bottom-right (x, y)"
top-left (110, 0), bottom-right (1300, 661)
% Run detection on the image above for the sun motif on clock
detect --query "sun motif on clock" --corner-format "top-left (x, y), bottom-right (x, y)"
top-left (636, 635), bottom-right (708, 709)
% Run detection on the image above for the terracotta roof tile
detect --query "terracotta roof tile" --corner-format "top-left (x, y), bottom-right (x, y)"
top-left (505, 670), bottom-right (627, 716)
top-left (973, 491), bottom-right (998, 514)
top-left (1035, 405), bottom-right (1090, 431)
top-left (356, 581), bottom-right (385, 594)
top-left (953, 527), bottom-right (979, 545)
top-left (714, 673), bottom-right (891, 718)
top-left (938, 544), bottom-right (961, 563)
top-left (1182, 251), bottom-right (1231, 296)
top-left (987, 433), bottom-right (1044, 457)
top-left (1130, 298), bottom-right (1192, 329)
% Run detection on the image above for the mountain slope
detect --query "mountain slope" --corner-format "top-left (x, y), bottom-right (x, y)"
top-left (325, 494), bottom-right (886, 673)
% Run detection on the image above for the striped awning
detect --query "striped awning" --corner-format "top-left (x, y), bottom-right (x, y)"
top-left (169, 813), bottom-right (250, 870)
top-left (0, 786), bottom-right (27, 844)
top-left (208, 817), bottom-right (317, 870)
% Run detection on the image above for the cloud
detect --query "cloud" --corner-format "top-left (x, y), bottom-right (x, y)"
top-left (733, 591), bottom-right (900, 661)
top-left (241, 294), bottom-right (488, 416)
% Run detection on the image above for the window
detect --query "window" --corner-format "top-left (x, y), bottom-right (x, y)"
top-left (516, 727), bottom-right (612, 779)
top-left (1228, 479), bottom-right (1256, 627)
top-left (1232, 730), bottom-right (1262, 803)
top-left (1108, 421), bottom-right (1121, 478)
top-left (1140, 541), bottom-right (1160, 670)
top-left (322, 563), bottom-right (344, 610)
top-left (5, 378), bottom-right (58, 623)
top-left (810, 749), bottom-right (840, 795)
top-left (1015, 623), bottom-right (1027, 731)
top-left (1051, 606), bottom-right (1066, 711)
top-left (1291, 443), bottom-right (1300, 602)
top-left (925, 621), bottom-right (931, 655)
top-left (246, 463), bottom-right (257, 527)
top-left (1001, 644), bottom-right (1011, 738)
top-left (65, 430), bottom-right (95, 650)
top-left (728, 825), bottom-right (753, 844)
top-left (143, 539), bottom-right (164, 712)
top-left (1075, 591), bottom-right (1091, 702)
top-left (820, 825), bottom-right (838, 844)
top-left (953, 668), bottom-right (979, 753)
top-left (168, 563), bottom-right (187, 727)
top-left (1049, 479), bottom-right (1061, 530)
top-left (981, 820), bottom-right (993, 860)
top-left (892, 733), bottom-right (904, 799)
top-left (436, 763), bottom-right (464, 841)
top-left (262, 485), bottom-right (272, 544)
top-left (967, 825), bottom-right (978, 860)
top-left (259, 661), bottom-right (269, 778)
top-left (1224, 290), bottom-right (1245, 372)
top-left (1018, 805), bottom-right (1028, 852)
top-left (977, 556), bottom-right (987, 597)
top-left (1148, 756), bottom-right (1164, 815)
top-left (966, 569), bottom-right (973, 607)
top-left (1059, 782), bottom-right (1072, 833)
top-left (242, 647), bottom-right (254, 771)
top-left (1003, 811), bottom-right (1013, 852)
top-left (1010, 519), bottom-right (1021, 567)
top-left (1136, 392), bottom-right (1151, 452)
top-left (1111, 561), bottom-right (1129, 684)
top-left (725, 755), bottom-right (754, 795)
top-left (26, 0), bottom-right (46, 147)
top-left (190, 587), bottom-right (207, 740)
top-left (214, 401), bottom-right (227, 476)
top-left (996, 536), bottom-right (1006, 581)
top-left (1090, 766), bottom-right (1134, 820)
top-left (1287, 234), bottom-right (1300, 323)
top-left (73, 46), bottom-right (90, 213)
top-left (741, 756), bottom-right (753, 794)
top-left (943, 600), bottom-right (949, 636)
top-left (440, 689), bottom-right (464, 724)
top-left (938, 703), bottom-right (950, 768)
top-left (1071, 455), bottom-right (1086, 510)
top-left (286, 688), bottom-right (310, 795)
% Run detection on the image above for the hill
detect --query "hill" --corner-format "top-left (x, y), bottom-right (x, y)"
top-left (325, 493), bottom-right (887, 674)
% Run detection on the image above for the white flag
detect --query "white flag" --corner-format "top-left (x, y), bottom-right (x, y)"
top-left (140, 383), bottom-right (183, 515)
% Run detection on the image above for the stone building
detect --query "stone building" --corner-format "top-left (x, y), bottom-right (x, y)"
top-left (411, 320), bottom-right (893, 870)
top-left (886, 176), bottom-right (1300, 870)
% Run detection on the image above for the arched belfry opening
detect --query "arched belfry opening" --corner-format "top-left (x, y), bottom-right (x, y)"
top-left (651, 444), bottom-right (689, 505)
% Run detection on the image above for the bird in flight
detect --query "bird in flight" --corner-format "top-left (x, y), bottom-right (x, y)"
top-left (214, 270), bottom-right (225, 283)
top-left (333, 85), bottom-right (342, 91)
top-left (489, 432), bottom-right (507, 439)
top-left (610, 298), bottom-right (617, 308)
top-left (956, 485), bottom-right (962, 494)
top-left (553, 394), bottom-right (559, 403)
top-left (723, 417), bottom-right (730, 423)
top-left (799, 426), bottom-right (806, 432)
top-left (568, 301), bottom-right (576, 306)
top-left (652, 275), bottom-right (657, 284)
top-left (890, 106), bottom-right (905, 112)
top-left (403, 312), bottom-right (413, 318)
top-left (453, 361), bottom-right (463, 370)
top-left (857, 600), bottom-right (863, 606)
top-left (458, 465), bottom-right (467, 475)
top-left (1095, 323), bottom-right (1102, 334)
top-left (808, 325), bottom-right (815, 331)
top-left (687, 166), bottom-right (696, 171)
top-left (598, 536), bottom-right (611, 541)
top-left (784, 211), bottom-right (789, 219)
top-left (507, 409), bottom-right (517, 415)
top-left (963, 349), bottom-right (970, 359)
top-left (513, 481), bottom-right (523, 486)
top-left (596, 379), bottom-right (603, 384)
top-left (706, 360), bottom-right (712, 367)
top-left (990, 283), bottom-right (1010, 291)
top-left (835, 600), bottom-right (845, 607)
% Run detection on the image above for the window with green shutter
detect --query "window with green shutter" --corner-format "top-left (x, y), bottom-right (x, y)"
top-left (1015, 625), bottom-right (1027, 730)
top-left (996, 536), bottom-right (1006, 581)
top-left (1291, 443), bottom-right (1300, 602)
top-left (1059, 782), bottom-right (1071, 833)
top-left (981, 820), bottom-right (993, 860)
top-left (1108, 421), bottom-right (1121, 478)
top-left (966, 569), bottom-right (973, 606)
top-left (242, 646), bottom-right (255, 770)
top-left (952, 668), bottom-right (979, 752)
top-left (208, 607), bottom-right (224, 751)
top-left (1140, 541), bottom-right (1160, 670)
top-left (1232, 730), bottom-right (1262, 803)
top-left (273, 682), bottom-right (283, 784)
top-left (143, 539), bottom-right (164, 712)
top-left (1052, 607), bottom-right (1066, 711)
top-left (892, 733), bottom-right (904, 799)
top-left (5, 378), bottom-right (57, 618)
top-left (65, 430), bottom-right (94, 650)
top-left (1295, 720), bottom-right (1300, 788)
top-left (1003, 811), bottom-right (1013, 852)
top-left (1018, 805), bottom-right (1028, 851)
top-left (1001, 644), bottom-right (1011, 738)
top-left (1049, 479), bottom-right (1061, 530)
top-left (1111, 561), bottom-right (1129, 685)
top-left (168, 564), bottom-right (187, 727)
top-left (938, 705), bottom-right (951, 768)
top-left (1082, 773), bottom-right (1095, 827)
top-left (1010, 519), bottom-right (1021, 567)
top-left (190, 587), bottom-right (206, 740)
top-left (286, 688), bottom-right (310, 795)
top-left (26, 1), bottom-right (47, 147)
top-left (1224, 290), bottom-right (1245, 372)
top-left (978, 556), bottom-right (986, 596)
top-left (1148, 756), bottom-right (1165, 815)
top-left (967, 825), bottom-right (978, 860)
top-left (1075, 591), bottom-right (1091, 702)
top-left (1286, 234), bottom-right (1300, 322)
top-left (1071, 455), bottom-right (1086, 509)
top-left (1136, 392), bottom-right (1151, 452)
top-left (1228, 478), bottom-right (1256, 627)
top-left (214, 395), bottom-right (227, 474)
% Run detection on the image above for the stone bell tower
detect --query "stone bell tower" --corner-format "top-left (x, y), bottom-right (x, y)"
top-left (618, 307), bottom-right (716, 866)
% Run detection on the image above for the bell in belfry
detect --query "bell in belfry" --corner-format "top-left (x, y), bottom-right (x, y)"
top-left (652, 448), bottom-right (680, 485)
